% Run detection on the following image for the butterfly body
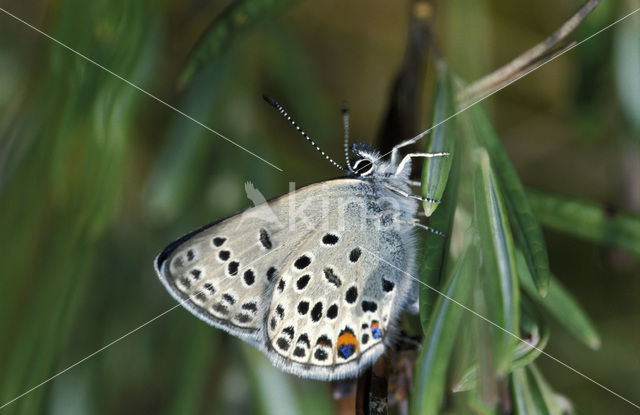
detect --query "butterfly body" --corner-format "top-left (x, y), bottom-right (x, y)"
top-left (154, 143), bottom-right (426, 380)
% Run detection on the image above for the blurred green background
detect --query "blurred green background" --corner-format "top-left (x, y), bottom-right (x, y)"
top-left (0, 0), bottom-right (638, 414)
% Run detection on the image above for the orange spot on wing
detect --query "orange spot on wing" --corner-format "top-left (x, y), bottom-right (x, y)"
top-left (337, 331), bottom-right (358, 348)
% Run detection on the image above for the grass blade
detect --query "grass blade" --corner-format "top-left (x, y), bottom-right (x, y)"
top-left (421, 67), bottom-right (456, 216)
top-left (469, 107), bottom-right (550, 296)
top-left (516, 249), bottom-right (601, 349)
top-left (179, 0), bottom-right (300, 87)
top-left (472, 148), bottom-right (519, 375)
top-left (419, 129), bottom-right (461, 326)
top-left (527, 188), bottom-right (640, 257)
top-left (452, 297), bottom-right (549, 393)
top-left (412, 243), bottom-right (477, 415)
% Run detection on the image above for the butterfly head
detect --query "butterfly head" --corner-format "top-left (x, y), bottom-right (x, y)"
top-left (349, 142), bottom-right (381, 177)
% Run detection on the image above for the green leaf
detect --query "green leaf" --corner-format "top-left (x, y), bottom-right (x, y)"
top-left (452, 297), bottom-right (549, 393)
top-left (516, 249), bottom-right (601, 349)
top-left (422, 67), bottom-right (457, 216)
top-left (526, 188), bottom-right (640, 257)
top-left (468, 106), bottom-right (550, 296)
top-left (511, 365), bottom-right (565, 415)
top-left (412, 243), bottom-right (478, 415)
top-left (179, 0), bottom-right (300, 87)
top-left (511, 367), bottom-right (550, 415)
top-left (472, 148), bottom-right (520, 375)
top-left (419, 127), bottom-right (461, 327)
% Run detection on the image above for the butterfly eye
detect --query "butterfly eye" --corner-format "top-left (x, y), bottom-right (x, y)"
top-left (352, 158), bottom-right (374, 176)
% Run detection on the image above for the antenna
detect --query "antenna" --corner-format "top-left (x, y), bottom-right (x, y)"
top-left (342, 103), bottom-right (353, 172)
top-left (263, 95), bottom-right (345, 171)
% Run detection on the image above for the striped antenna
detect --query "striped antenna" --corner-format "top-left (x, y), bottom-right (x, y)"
top-left (342, 103), bottom-right (353, 172)
top-left (263, 95), bottom-right (345, 171)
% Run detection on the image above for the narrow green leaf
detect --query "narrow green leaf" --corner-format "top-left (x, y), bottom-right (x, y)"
top-left (422, 67), bottom-right (456, 216)
top-left (472, 148), bottom-right (519, 374)
top-left (412, 244), bottom-right (478, 415)
top-left (419, 129), bottom-right (461, 327)
top-left (516, 249), bottom-right (601, 349)
top-left (528, 365), bottom-right (566, 415)
top-left (527, 188), bottom-right (640, 257)
top-left (512, 365), bottom-right (565, 415)
top-left (452, 297), bottom-right (549, 393)
top-left (511, 367), bottom-right (551, 415)
top-left (468, 106), bottom-right (550, 296)
top-left (179, 0), bottom-right (300, 87)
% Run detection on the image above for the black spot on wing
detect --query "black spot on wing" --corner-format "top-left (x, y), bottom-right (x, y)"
top-left (266, 267), bottom-right (277, 282)
top-left (212, 303), bottom-right (229, 315)
top-left (349, 248), bottom-right (361, 262)
top-left (259, 229), bottom-right (273, 249)
top-left (311, 302), bottom-right (323, 322)
top-left (212, 237), bottom-right (226, 247)
top-left (345, 286), bottom-right (358, 303)
top-left (243, 269), bottom-right (255, 285)
top-left (228, 261), bottom-right (239, 276)
top-left (219, 250), bottom-right (230, 261)
top-left (277, 338), bottom-right (290, 351)
top-left (297, 301), bottom-right (309, 315)
top-left (326, 304), bottom-right (338, 319)
top-left (297, 334), bottom-right (310, 347)
top-left (314, 348), bottom-right (328, 361)
top-left (323, 268), bottom-right (341, 287)
top-left (222, 294), bottom-right (236, 305)
top-left (282, 326), bottom-right (295, 339)
top-left (316, 335), bottom-right (332, 347)
top-left (296, 274), bottom-right (311, 290)
top-left (294, 255), bottom-right (311, 270)
top-left (241, 302), bottom-right (257, 312)
top-left (382, 278), bottom-right (395, 292)
top-left (322, 233), bottom-right (339, 245)
top-left (362, 301), bottom-right (377, 312)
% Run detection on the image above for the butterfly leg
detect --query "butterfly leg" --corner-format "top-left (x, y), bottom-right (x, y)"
top-left (395, 152), bottom-right (449, 177)
top-left (405, 179), bottom-right (422, 187)
top-left (389, 135), bottom-right (426, 165)
top-left (384, 183), bottom-right (440, 204)
top-left (396, 220), bottom-right (446, 237)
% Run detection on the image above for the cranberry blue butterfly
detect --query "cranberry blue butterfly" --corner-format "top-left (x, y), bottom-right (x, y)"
top-left (154, 98), bottom-right (447, 380)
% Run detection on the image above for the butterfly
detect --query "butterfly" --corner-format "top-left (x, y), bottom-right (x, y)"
top-left (154, 97), bottom-right (447, 380)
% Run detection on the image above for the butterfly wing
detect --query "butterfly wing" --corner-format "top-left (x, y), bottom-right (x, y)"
top-left (155, 178), bottom-right (418, 380)
top-left (154, 195), bottom-right (302, 346)
top-left (264, 184), bottom-right (418, 380)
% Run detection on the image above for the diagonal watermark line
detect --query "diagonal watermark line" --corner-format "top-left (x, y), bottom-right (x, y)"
top-left (362, 247), bottom-right (640, 411)
top-left (0, 2), bottom-right (638, 413)
top-left (0, 304), bottom-right (181, 411)
top-left (0, 7), bottom-right (283, 172)
top-left (366, 6), bottom-right (640, 170)
top-left (0, 246), bottom-right (283, 410)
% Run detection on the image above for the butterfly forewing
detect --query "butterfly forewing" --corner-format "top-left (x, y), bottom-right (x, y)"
top-left (155, 198), bottom-right (299, 344)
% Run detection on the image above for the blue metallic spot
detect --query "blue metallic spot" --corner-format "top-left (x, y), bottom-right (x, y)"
top-left (371, 325), bottom-right (382, 339)
top-left (338, 344), bottom-right (355, 359)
